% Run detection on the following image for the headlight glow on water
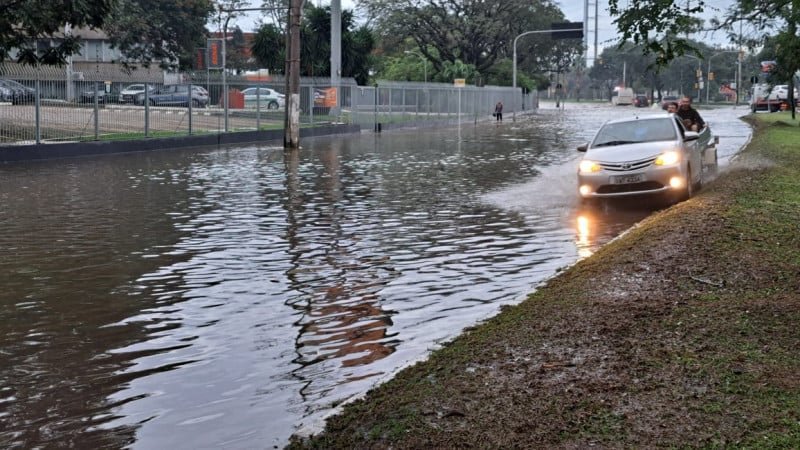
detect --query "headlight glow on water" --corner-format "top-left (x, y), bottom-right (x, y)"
top-left (579, 160), bottom-right (601, 173)
top-left (654, 151), bottom-right (681, 166)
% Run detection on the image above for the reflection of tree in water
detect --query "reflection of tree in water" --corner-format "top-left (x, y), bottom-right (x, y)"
top-left (296, 260), bottom-right (398, 368)
top-left (282, 143), bottom-right (399, 389)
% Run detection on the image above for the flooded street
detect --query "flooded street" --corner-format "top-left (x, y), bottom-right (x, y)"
top-left (0, 104), bottom-right (751, 448)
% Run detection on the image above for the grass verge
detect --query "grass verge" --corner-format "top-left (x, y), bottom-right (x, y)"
top-left (289, 113), bottom-right (800, 448)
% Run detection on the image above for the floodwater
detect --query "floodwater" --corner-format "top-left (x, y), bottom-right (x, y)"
top-left (0, 103), bottom-right (751, 449)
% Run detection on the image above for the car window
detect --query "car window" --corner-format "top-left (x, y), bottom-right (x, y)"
top-left (592, 119), bottom-right (677, 147)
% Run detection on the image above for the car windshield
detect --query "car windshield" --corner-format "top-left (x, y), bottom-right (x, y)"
top-left (592, 119), bottom-right (677, 147)
top-left (2, 79), bottom-right (27, 89)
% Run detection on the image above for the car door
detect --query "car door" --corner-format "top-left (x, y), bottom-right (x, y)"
top-left (675, 117), bottom-right (702, 184)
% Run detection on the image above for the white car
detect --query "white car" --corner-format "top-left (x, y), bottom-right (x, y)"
top-left (241, 87), bottom-right (285, 109)
top-left (120, 84), bottom-right (155, 104)
top-left (577, 114), bottom-right (717, 203)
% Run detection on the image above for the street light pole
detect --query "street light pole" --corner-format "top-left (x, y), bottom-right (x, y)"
top-left (513, 27), bottom-right (582, 89)
top-left (682, 54), bottom-right (701, 102)
top-left (404, 50), bottom-right (427, 82)
top-left (706, 50), bottom-right (739, 104)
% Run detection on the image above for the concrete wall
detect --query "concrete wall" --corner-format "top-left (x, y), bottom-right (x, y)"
top-left (0, 124), bottom-right (361, 163)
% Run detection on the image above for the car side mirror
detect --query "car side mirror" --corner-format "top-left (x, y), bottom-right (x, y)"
top-left (684, 131), bottom-right (699, 141)
top-left (577, 143), bottom-right (588, 152)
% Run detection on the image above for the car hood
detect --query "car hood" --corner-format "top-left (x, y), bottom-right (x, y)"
top-left (586, 140), bottom-right (679, 162)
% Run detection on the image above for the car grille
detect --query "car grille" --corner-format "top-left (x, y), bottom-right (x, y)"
top-left (599, 156), bottom-right (657, 172)
top-left (597, 181), bottom-right (664, 194)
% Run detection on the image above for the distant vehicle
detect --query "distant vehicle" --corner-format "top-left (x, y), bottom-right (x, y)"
top-left (241, 87), bottom-right (284, 109)
top-left (633, 95), bottom-right (649, 107)
top-left (0, 85), bottom-right (11, 102)
top-left (120, 84), bottom-right (156, 104)
top-left (611, 87), bottom-right (634, 106)
top-left (660, 95), bottom-right (679, 110)
top-left (750, 84), bottom-right (799, 112)
top-left (79, 86), bottom-right (121, 104)
top-left (0, 78), bottom-right (35, 104)
top-left (137, 85), bottom-right (209, 107)
top-left (576, 114), bottom-right (717, 204)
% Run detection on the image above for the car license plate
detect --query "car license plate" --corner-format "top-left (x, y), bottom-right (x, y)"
top-left (611, 174), bottom-right (643, 184)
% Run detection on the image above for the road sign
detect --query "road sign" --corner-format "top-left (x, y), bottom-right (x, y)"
top-left (195, 48), bottom-right (206, 70)
top-left (551, 22), bottom-right (583, 39)
top-left (454, 78), bottom-right (466, 88)
top-left (207, 38), bottom-right (223, 69)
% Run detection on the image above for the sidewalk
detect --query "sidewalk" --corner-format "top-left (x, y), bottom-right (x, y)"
top-left (290, 113), bottom-right (800, 448)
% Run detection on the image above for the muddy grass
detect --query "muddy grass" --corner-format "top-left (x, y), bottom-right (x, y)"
top-left (289, 113), bottom-right (800, 449)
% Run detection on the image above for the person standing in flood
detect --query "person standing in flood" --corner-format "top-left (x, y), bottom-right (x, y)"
top-left (494, 101), bottom-right (503, 122)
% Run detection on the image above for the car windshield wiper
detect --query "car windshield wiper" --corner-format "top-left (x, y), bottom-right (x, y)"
top-left (593, 140), bottom-right (640, 147)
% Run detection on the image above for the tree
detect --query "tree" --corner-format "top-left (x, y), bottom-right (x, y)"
top-left (252, 4), bottom-right (376, 84)
top-left (1, 0), bottom-right (114, 65)
top-left (358, 0), bottom-right (582, 82)
top-left (227, 26), bottom-right (255, 73)
top-left (252, 23), bottom-right (285, 74)
top-left (104, 0), bottom-right (215, 69)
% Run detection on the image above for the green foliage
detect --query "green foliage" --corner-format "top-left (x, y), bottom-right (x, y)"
top-left (105, 0), bottom-right (215, 69)
top-left (227, 27), bottom-right (255, 73)
top-left (359, 0), bottom-right (583, 85)
top-left (252, 4), bottom-right (375, 84)
top-left (252, 24), bottom-right (285, 74)
top-left (1, 0), bottom-right (114, 65)
top-left (590, 39), bottom-right (744, 101)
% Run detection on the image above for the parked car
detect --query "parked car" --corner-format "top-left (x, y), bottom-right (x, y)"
top-left (0, 85), bottom-right (12, 102)
top-left (137, 85), bottom-right (209, 107)
top-left (576, 114), bottom-right (717, 203)
top-left (660, 95), bottom-right (679, 110)
top-left (0, 78), bottom-right (35, 104)
top-left (241, 87), bottom-right (285, 109)
top-left (120, 84), bottom-right (156, 104)
top-left (79, 86), bottom-right (121, 104)
top-left (633, 95), bottom-right (649, 107)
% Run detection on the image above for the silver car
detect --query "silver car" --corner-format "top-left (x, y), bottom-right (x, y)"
top-left (241, 87), bottom-right (285, 109)
top-left (577, 114), bottom-right (716, 203)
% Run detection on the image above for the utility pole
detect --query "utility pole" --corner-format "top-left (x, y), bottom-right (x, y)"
top-left (330, 0), bottom-right (341, 116)
top-left (284, 0), bottom-right (303, 148)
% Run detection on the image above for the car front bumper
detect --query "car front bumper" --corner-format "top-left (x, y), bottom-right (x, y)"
top-left (578, 164), bottom-right (687, 198)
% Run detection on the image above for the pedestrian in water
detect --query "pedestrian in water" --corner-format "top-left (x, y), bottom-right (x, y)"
top-left (494, 101), bottom-right (503, 122)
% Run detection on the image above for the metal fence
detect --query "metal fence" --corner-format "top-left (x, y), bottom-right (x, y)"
top-left (0, 68), bottom-right (533, 146)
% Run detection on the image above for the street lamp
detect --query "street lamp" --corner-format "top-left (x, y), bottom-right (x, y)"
top-left (706, 50), bottom-right (739, 104)
top-left (404, 50), bottom-right (427, 83)
top-left (682, 54), bottom-right (702, 102)
top-left (512, 26), bottom-right (582, 89)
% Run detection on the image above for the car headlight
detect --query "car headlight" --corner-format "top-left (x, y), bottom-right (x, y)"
top-left (579, 160), bottom-right (602, 173)
top-left (654, 151), bottom-right (681, 166)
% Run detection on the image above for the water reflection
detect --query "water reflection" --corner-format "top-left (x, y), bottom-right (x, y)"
top-left (0, 104), bottom-right (752, 449)
top-left (576, 214), bottom-right (593, 259)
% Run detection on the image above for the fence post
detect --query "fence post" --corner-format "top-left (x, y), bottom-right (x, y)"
top-left (188, 82), bottom-right (193, 135)
top-left (94, 81), bottom-right (99, 140)
top-left (34, 76), bottom-right (41, 144)
top-left (144, 83), bottom-right (150, 138)
top-left (310, 85), bottom-right (314, 126)
top-left (256, 85), bottom-right (261, 131)
top-left (374, 84), bottom-right (379, 132)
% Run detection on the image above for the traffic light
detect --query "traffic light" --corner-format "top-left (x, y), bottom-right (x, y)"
top-left (696, 69), bottom-right (702, 78)
top-left (708, 72), bottom-right (715, 81)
